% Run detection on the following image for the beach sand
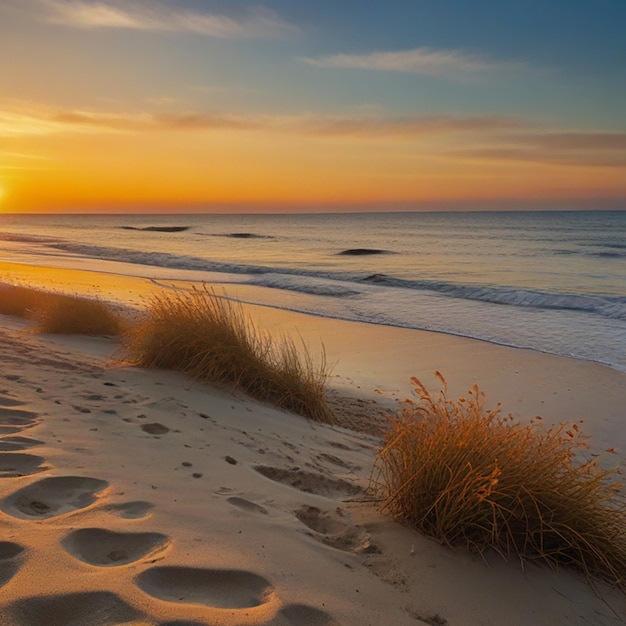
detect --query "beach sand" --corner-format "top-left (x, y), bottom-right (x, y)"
top-left (0, 264), bottom-right (625, 625)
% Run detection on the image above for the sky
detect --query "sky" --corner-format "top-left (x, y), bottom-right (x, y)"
top-left (1, 0), bottom-right (625, 213)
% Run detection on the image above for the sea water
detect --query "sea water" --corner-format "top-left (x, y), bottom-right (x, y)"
top-left (0, 211), bottom-right (625, 372)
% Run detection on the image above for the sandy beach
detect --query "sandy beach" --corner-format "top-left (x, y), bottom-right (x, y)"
top-left (0, 265), bottom-right (625, 625)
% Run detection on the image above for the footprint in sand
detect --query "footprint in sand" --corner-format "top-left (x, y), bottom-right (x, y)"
top-left (0, 436), bottom-right (44, 452)
top-left (326, 441), bottom-right (352, 451)
top-left (0, 408), bottom-right (40, 434)
top-left (317, 453), bottom-right (351, 469)
top-left (1, 476), bottom-right (108, 519)
top-left (267, 604), bottom-right (343, 626)
top-left (135, 566), bottom-right (276, 610)
top-left (0, 396), bottom-right (24, 407)
top-left (141, 423), bottom-right (170, 435)
top-left (61, 528), bottom-right (170, 566)
top-left (104, 500), bottom-right (154, 519)
top-left (226, 497), bottom-right (268, 515)
top-left (410, 613), bottom-right (449, 626)
top-left (7, 591), bottom-right (145, 626)
top-left (295, 506), bottom-right (380, 554)
top-left (0, 426), bottom-right (27, 435)
top-left (0, 408), bottom-right (38, 422)
top-left (0, 542), bottom-right (26, 588)
top-left (0, 426), bottom-right (29, 435)
top-left (0, 453), bottom-right (47, 478)
top-left (254, 466), bottom-right (361, 499)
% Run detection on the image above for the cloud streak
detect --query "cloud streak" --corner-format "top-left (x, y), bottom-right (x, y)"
top-left (507, 132), bottom-right (626, 151)
top-left (299, 115), bottom-right (525, 138)
top-left (4, 100), bottom-right (625, 169)
top-left (0, 106), bottom-right (131, 136)
top-left (0, 102), bottom-right (524, 139)
top-left (452, 132), bottom-right (626, 168)
top-left (38, 0), bottom-right (297, 38)
top-left (302, 47), bottom-right (524, 78)
top-left (454, 148), bottom-right (626, 168)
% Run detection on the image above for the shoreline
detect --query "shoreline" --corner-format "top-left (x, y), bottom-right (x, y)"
top-left (2, 259), bottom-right (626, 447)
top-left (0, 262), bottom-right (625, 623)
top-left (2, 258), bottom-right (625, 377)
top-left (1, 261), bottom-right (625, 450)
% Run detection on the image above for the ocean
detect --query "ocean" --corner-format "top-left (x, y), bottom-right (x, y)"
top-left (1, 210), bottom-right (625, 372)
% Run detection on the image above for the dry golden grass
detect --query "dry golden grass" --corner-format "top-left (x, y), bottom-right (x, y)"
top-left (0, 281), bottom-right (124, 336)
top-left (372, 373), bottom-right (626, 588)
top-left (33, 293), bottom-right (124, 335)
top-left (121, 286), bottom-right (334, 423)
top-left (0, 282), bottom-right (42, 317)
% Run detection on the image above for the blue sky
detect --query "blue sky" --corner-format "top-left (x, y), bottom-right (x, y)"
top-left (4, 0), bottom-right (625, 115)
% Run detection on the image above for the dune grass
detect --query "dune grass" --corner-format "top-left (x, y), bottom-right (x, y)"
top-left (121, 286), bottom-right (335, 424)
top-left (0, 281), bottom-right (124, 336)
top-left (0, 282), bottom-right (42, 318)
top-left (372, 373), bottom-right (626, 588)
top-left (33, 292), bottom-right (124, 335)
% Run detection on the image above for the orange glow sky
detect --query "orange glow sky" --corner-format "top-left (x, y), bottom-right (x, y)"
top-left (1, 1), bottom-right (625, 213)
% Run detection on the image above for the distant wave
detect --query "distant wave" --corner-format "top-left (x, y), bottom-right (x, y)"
top-left (40, 241), bottom-right (626, 321)
top-left (337, 248), bottom-right (390, 256)
top-left (554, 247), bottom-right (626, 259)
top-left (211, 268), bottom-right (626, 321)
top-left (581, 241), bottom-right (626, 250)
top-left (0, 232), bottom-right (57, 244)
top-left (120, 226), bottom-right (189, 233)
top-left (250, 274), bottom-right (360, 298)
top-left (47, 241), bottom-right (270, 275)
top-left (202, 233), bottom-right (275, 239)
top-left (4, 234), bottom-right (624, 321)
top-left (591, 251), bottom-right (626, 259)
top-left (357, 274), bottom-right (626, 320)
top-left (362, 273), bottom-right (391, 283)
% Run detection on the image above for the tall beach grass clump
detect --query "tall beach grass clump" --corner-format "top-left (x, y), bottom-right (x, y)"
top-left (32, 292), bottom-right (124, 335)
top-left (0, 281), bottom-right (123, 335)
top-left (372, 373), bottom-right (626, 587)
top-left (121, 286), bottom-right (334, 424)
top-left (0, 282), bottom-right (42, 318)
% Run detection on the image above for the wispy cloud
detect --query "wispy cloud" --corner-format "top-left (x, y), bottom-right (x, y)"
top-left (37, 0), bottom-right (297, 38)
top-left (301, 47), bottom-right (524, 79)
top-left (456, 148), bottom-right (626, 168)
top-left (0, 109), bottom-right (258, 136)
top-left (0, 101), bottom-right (524, 139)
top-left (452, 132), bottom-right (626, 168)
top-left (151, 112), bottom-right (260, 131)
top-left (7, 99), bottom-right (624, 169)
top-left (299, 115), bottom-right (525, 138)
top-left (0, 106), bottom-right (133, 136)
top-left (0, 110), bottom-right (74, 137)
top-left (507, 132), bottom-right (626, 151)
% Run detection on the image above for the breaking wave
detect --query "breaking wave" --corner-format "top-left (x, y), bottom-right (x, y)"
top-left (3, 237), bottom-right (618, 321)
